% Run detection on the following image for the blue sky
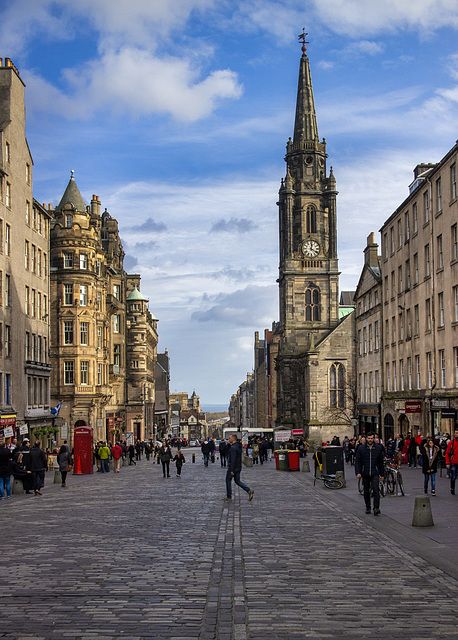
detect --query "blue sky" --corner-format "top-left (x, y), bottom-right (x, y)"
top-left (2, 0), bottom-right (458, 404)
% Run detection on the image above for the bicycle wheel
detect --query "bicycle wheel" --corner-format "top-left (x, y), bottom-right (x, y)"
top-left (324, 478), bottom-right (343, 489)
top-left (397, 473), bottom-right (405, 496)
top-left (379, 478), bottom-right (386, 497)
top-left (358, 477), bottom-right (363, 494)
top-left (386, 471), bottom-right (396, 494)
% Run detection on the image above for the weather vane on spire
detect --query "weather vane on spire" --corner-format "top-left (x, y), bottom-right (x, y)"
top-left (298, 28), bottom-right (309, 53)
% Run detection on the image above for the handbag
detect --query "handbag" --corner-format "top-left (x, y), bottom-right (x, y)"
top-left (66, 464), bottom-right (72, 472)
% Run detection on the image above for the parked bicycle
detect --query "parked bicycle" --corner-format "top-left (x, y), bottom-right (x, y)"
top-left (314, 474), bottom-right (343, 489)
top-left (384, 459), bottom-right (404, 495)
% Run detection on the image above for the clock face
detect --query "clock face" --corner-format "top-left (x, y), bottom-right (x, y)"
top-left (303, 240), bottom-right (320, 257)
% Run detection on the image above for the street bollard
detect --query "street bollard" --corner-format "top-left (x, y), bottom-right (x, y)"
top-left (335, 470), bottom-right (346, 488)
top-left (54, 470), bottom-right (62, 484)
top-left (122, 457), bottom-right (128, 467)
top-left (12, 479), bottom-right (23, 494)
top-left (412, 496), bottom-right (434, 527)
top-left (301, 460), bottom-right (310, 472)
top-left (192, 453), bottom-right (195, 463)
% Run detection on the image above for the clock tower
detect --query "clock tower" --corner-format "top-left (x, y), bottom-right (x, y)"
top-left (276, 37), bottom-right (355, 439)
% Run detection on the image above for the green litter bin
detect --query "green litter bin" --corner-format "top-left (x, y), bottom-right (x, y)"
top-left (274, 450), bottom-right (289, 471)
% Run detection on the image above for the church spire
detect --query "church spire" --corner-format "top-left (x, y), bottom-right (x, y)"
top-left (293, 32), bottom-right (318, 143)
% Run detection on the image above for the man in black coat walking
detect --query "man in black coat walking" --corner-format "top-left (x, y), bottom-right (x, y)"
top-left (29, 441), bottom-right (48, 496)
top-left (355, 432), bottom-right (385, 516)
top-left (222, 434), bottom-right (254, 502)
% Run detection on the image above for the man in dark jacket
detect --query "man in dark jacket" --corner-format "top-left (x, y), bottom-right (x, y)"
top-left (219, 440), bottom-right (227, 467)
top-left (201, 440), bottom-right (211, 467)
top-left (222, 434), bottom-right (254, 502)
top-left (30, 440), bottom-right (48, 496)
top-left (355, 432), bottom-right (384, 515)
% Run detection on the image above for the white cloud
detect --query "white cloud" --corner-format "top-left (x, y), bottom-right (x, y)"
top-left (343, 40), bottom-right (385, 56)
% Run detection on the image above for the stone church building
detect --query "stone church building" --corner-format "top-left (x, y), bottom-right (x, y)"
top-left (275, 41), bottom-right (356, 444)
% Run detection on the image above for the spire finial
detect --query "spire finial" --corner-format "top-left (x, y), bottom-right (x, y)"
top-left (298, 28), bottom-right (309, 54)
top-left (70, 169), bottom-right (74, 180)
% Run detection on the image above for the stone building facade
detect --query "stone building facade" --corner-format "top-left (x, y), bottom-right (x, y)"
top-left (0, 58), bottom-right (52, 443)
top-left (354, 233), bottom-right (383, 435)
top-left (275, 44), bottom-right (356, 444)
top-left (49, 174), bottom-right (158, 444)
top-left (379, 144), bottom-right (458, 439)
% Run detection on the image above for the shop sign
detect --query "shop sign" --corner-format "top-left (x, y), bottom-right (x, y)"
top-left (126, 432), bottom-right (134, 445)
top-left (0, 414), bottom-right (16, 427)
top-left (3, 425), bottom-right (14, 438)
top-left (405, 401), bottom-right (422, 414)
top-left (441, 408), bottom-right (456, 419)
top-left (292, 429), bottom-right (304, 436)
top-left (19, 425), bottom-right (29, 435)
top-left (431, 399), bottom-right (448, 409)
top-left (275, 430), bottom-right (291, 442)
top-left (394, 401), bottom-right (405, 411)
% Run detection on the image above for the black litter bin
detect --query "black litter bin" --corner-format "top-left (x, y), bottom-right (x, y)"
top-left (321, 446), bottom-right (344, 475)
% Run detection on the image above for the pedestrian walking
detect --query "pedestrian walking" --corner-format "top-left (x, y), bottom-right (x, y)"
top-left (222, 434), bottom-right (254, 502)
top-left (219, 440), bottom-right (227, 467)
top-left (98, 442), bottom-right (111, 473)
top-left (111, 442), bottom-right (123, 473)
top-left (135, 440), bottom-right (142, 461)
top-left (0, 440), bottom-right (12, 499)
top-left (201, 439), bottom-right (211, 467)
top-left (158, 441), bottom-right (173, 478)
top-left (29, 440), bottom-right (48, 496)
top-left (173, 450), bottom-right (186, 477)
top-left (445, 429), bottom-right (458, 495)
top-left (57, 445), bottom-right (72, 487)
top-left (128, 444), bottom-right (136, 465)
top-left (420, 438), bottom-right (439, 495)
top-left (355, 431), bottom-right (385, 515)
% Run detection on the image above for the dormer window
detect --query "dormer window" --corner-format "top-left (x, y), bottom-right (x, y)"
top-left (65, 214), bottom-right (72, 228)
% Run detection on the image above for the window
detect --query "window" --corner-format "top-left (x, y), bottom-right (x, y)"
top-left (64, 284), bottom-right (73, 305)
top-left (31, 333), bottom-right (35, 360)
top-left (31, 244), bottom-right (36, 273)
top-left (393, 361), bottom-right (397, 391)
top-left (305, 286), bottom-right (320, 321)
top-left (64, 361), bottom-right (74, 384)
top-left (399, 311), bottom-right (404, 341)
top-left (96, 258), bottom-right (101, 276)
top-left (37, 250), bottom-right (42, 277)
top-left (436, 178), bottom-right (442, 212)
top-left (26, 200), bottom-right (31, 225)
top-left (406, 308), bottom-right (412, 339)
top-left (43, 295), bottom-right (47, 317)
top-left (97, 291), bottom-right (101, 312)
top-left (426, 298), bottom-right (431, 331)
top-left (363, 327), bottom-right (367, 354)
top-left (113, 314), bottom-right (120, 333)
top-left (26, 163), bottom-right (31, 184)
top-left (97, 363), bottom-right (103, 386)
top-left (25, 286), bottom-right (30, 315)
top-left (398, 265), bottom-right (403, 293)
top-left (391, 271), bottom-right (395, 298)
top-left (37, 292), bottom-right (41, 318)
top-left (375, 370), bottom-right (380, 400)
top-left (329, 363), bottom-right (345, 408)
top-left (385, 319), bottom-right (389, 346)
top-left (80, 321), bottom-right (89, 345)
top-left (5, 182), bottom-right (11, 208)
top-left (80, 361), bottom-right (89, 385)
top-left (384, 233), bottom-right (388, 258)
top-left (368, 324), bottom-right (373, 352)
top-left (424, 191), bottom-right (429, 223)
top-left (413, 202), bottom-right (418, 233)
top-left (407, 357), bottom-right (412, 390)
top-left (5, 275), bottom-right (10, 307)
top-left (425, 243), bottom-right (430, 277)
top-left (386, 363), bottom-right (390, 392)
top-left (400, 359), bottom-right (404, 391)
top-left (437, 235), bottom-right (443, 269)
top-left (392, 315), bottom-right (396, 343)
top-left (390, 227), bottom-right (395, 253)
top-left (358, 330), bottom-right (362, 356)
top-left (64, 321), bottom-right (73, 345)
top-left (97, 326), bottom-right (102, 349)
top-left (64, 253), bottom-right (73, 268)
top-left (384, 276), bottom-right (388, 301)
top-left (438, 292), bottom-right (444, 327)
top-left (113, 284), bottom-right (120, 299)
top-left (5, 141), bottom-right (10, 163)
top-left (31, 289), bottom-right (35, 317)
top-left (0, 220), bottom-right (3, 253)
top-left (406, 260), bottom-right (410, 290)
top-left (439, 350), bottom-right (446, 388)
top-left (454, 286), bottom-right (458, 323)
top-left (398, 219), bottom-right (402, 247)
top-left (306, 205), bottom-right (316, 233)
top-left (452, 164), bottom-right (457, 200)
top-left (43, 253), bottom-right (47, 277)
top-left (80, 285), bottom-right (87, 306)
top-left (415, 355), bottom-right (420, 389)
top-left (405, 211), bottom-right (410, 241)
top-left (427, 352), bottom-right (432, 389)
top-left (374, 320), bottom-right (379, 350)
top-left (413, 253), bottom-right (419, 284)
top-left (5, 223), bottom-right (10, 256)
top-left (65, 214), bottom-right (72, 228)
top-left (79, 254), bottom-right (88, 270)
top-left (5, 374), bottom-right (10, 405)
top-left (113, 344), bottom-right (121, 366)
top-left (452, 224), bottom-right (458, 261)
top-left (4, 324), bottom-right (11, 358)
top-left (25, 332), bottom-right (30, 360)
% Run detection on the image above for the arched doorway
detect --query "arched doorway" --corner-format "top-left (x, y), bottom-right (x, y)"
top-left (383, 413), bottom-right (394, 442)
top-left (398, 414), bottom-right (410, 437)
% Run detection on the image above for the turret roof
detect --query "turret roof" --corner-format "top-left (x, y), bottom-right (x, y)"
top-left (55, 171), bottom-right (86, 212)
top-left (293, 49), bottom-right (319, 143)
top-left (127, 285), bottom-right (149, 301)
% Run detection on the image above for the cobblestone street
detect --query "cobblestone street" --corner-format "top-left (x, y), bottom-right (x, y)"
top-left (1, 454), bottom-right (458, 640)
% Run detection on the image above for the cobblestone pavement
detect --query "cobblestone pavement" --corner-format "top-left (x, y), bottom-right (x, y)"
top-left (1, 454), bottom-right (458, 640)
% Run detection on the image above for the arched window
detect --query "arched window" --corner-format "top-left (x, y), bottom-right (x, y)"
top-left (305, 286), bottom-right (320, 321)
top-left (330, 363), bottom-right (345, 408)
top-left (306, 205), bottom-right (317, 233)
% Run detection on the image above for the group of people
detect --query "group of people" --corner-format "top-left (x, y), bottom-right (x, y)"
top-left (0, 437), bottom-right (72, 498)
top-left (354, 429), bottom-right (458, 515)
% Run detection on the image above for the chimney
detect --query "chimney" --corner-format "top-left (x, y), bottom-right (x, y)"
top-left (364, 232), bottom-right (378, 266)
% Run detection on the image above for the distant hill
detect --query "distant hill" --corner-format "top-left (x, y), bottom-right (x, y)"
top-left (202, 404), bottom-right (229, 413)
top-left (206, 412), bottom-right (229, 422)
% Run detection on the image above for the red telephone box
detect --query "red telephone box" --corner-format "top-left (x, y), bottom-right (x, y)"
top-left (73, 426), bottom-right (93, 474)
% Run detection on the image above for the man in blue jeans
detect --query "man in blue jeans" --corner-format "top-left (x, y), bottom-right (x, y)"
top-left (222, 434), bottom-right (254, 502)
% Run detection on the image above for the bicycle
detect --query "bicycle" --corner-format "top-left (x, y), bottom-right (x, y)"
top-left (384, 460), bottom-right (404, 496)
top-left (314, 474), bottom-right (343, 489)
